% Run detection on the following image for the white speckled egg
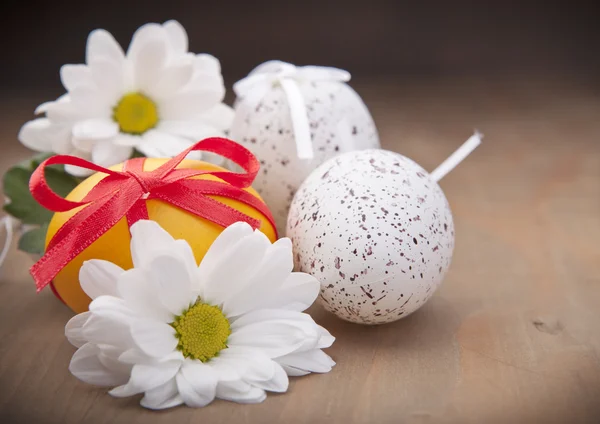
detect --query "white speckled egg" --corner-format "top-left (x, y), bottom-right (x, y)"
top-left (230, 62), bottom-right (380, 235)
top-left (286, 149), bottom-right (454, 325)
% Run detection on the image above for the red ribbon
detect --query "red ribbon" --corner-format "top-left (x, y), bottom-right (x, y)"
top-left (29, 137), bottom-right (277, 293)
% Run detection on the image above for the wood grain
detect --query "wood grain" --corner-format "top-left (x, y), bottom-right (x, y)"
top-left (1, 76), bottom-right (599, 424)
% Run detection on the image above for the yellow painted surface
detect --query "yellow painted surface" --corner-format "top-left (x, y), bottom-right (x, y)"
top-left (46, 158), bottom-right (276, 313)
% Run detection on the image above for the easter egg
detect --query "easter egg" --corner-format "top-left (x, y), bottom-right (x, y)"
top-left (230, 61), bottom-right (380, 235)
top-left (287, 149), bottom-right (454, 325)
top-left (46, 158), bottom-right (277, 314)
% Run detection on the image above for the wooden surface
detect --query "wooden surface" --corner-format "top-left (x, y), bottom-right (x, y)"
top-left (1, 77), bottom-right (599, 423)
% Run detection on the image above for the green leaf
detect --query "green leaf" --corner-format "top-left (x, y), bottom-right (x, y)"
top-left (45, 167), bottom-right (81, 197)
top-left (20, 152), bottom-right (53, 170)
top-left (3, 167), bottom-right (52, 225)
top-left (18, 224), bottom-right (49, 255)
top-left (2, 153), bottom-right (81, 225)
top-left (130, 149), bottom-right (146, 159)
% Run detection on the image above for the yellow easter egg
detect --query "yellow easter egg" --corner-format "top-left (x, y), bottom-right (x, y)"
top-left (45, 158), bottom-right (277, 314)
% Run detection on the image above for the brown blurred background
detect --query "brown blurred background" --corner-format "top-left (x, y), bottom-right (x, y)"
top-left (1, 0), bottom-right (598, 93)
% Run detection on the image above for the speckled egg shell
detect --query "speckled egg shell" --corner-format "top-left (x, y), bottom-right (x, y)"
top-left (230, 81), bottom-right (380, 235)
top-left (286, 149), bottom-right (454, 325)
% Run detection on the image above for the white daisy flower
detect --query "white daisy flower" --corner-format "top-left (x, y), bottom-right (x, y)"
top-left (65, 220), bottom-right (335, 409)
top-left (18, 20), bottom-right (234, 176)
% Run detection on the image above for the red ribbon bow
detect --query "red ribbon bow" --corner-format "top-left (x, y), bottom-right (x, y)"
top-left (29, 137), bottom-right (277, 292)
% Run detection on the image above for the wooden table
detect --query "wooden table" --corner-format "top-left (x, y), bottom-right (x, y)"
top-left (1, 77), bottom-right (599, 423)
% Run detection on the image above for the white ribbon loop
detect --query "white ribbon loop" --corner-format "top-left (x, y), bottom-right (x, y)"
top-left (279, 78), bottom-right (313, 159)
top-left (233, 61), bottom-right (351, 160)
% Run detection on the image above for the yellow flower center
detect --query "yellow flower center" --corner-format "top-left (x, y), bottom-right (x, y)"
top-left (171, 301), bottom-right (231, 362)
top-left (113, 92), bottom-right (158, 134)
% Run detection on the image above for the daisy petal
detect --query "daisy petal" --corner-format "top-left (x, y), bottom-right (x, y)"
top-left (89, 295), bottom-right (135, 319)
top-left (18, 118), bottom-right (70, 153)
top-left (206, 357), bottom-right (241, 383)
top-left (216, 380), bottom-right (266, 404)
top-left (72, 118), bottom-right (118, 141)
top-left (51, 136), bottom-right (75, 156)
top-left (140, 379), bottom-right (183, 410)
top-left (149, 61), bottom-right (194, 100)
top-left (65, 167), bottom-right (93, 177)
top-left (71, 137), bottom-right (95, 154)
top-left (185, 74), bottom-right (225, 96)
top-left (217, 347), bottom-right (273, 380)
top-left (69, 343), bottom-right (130, 387)
top-left (138, 239), bottom-right (203, 298)
top-left (45, 99), bottom-right (89, 123)
top-left (173, 240), bottom-right (202, 294)
top-left (65, 311), bottom-right (91, 347)
top-left (113, 133), bottom-right (142, 147)
top-left (146, 253), bottom-right (194, 315)
top-left (117, 269), bottom-right (173, 323)
top-left (163, 20), bottom-right (188, 55)
top-left (160, 88), bottom-right (223, 120)
top-left (142, 394), bottom-right (184, 410)
top-left (89, 57), bottom-right (124, 105)
top-left (279, 364), bottom-right (310, 377)
top-left (98, 349), bottom-right (135, 375)
top-left (126, 226), bottom-right (199, 307)
top-left (69, 84), bottom-right (112, 117)
top-left (202, 229), bottom-right (270, 306)
top-left (254, 272), bottom-right (320, 312)
top-left (130, 319), bottom-right (178, 358)
top-left (132, 39), bottom-right (168, 93)
top-left (60, 64), bottom-right (92, 92)
top-left (85, 298), bottom-right (136, 347)
top-left (219, 348), bottom-right (289, 393)
top-left (65, 150), bottom-right (94, 176)
top-left (223, 238), bottom-right (294, 317)
top-left (82, 313), bottom-right (133, 347)
top-left (86, 29), bottom-right (125, 65)
top-left (197, 222), bottom-right (253, 279)
top-left (198, 104), bottom-right (235, 132)
top-left (137, 130), bottom-right (192, 158)
top-left (275, 349), bottom-right (336, 374)
top-left (157, 120), bottom-right (223, 141)
top-left (176, 362), bottom-right (218, 407)
top-left (251, 361), bottom-right (288, 393)
top-left (127, 23), bottom-right (165, 59)
top-left (80, 259), bottom-right (123, 299)
top-left (230, 308), bottom-right (317, 330)
top-left (228, 316), bottom-right (318, 358)
top-left (110, 362), bottom-right (180, 397)
top-left (35, 93), bottom-right (69, 115)
top-left (130, 220), bottom-right (177, 268)
top-left (118, 348), bottom-right (184, 366)
top-left (91, 141), bottom-right (132, 168)
top-left (34, 101), bottom-right (54, 116)
top-left (195, 54), bottom-right (221, 75)
top-left (317, 325), bottom-right (335, 349)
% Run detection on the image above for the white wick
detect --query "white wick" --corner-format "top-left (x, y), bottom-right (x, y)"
top-left (0, 216), bottom-right (14, 271)
top-left (430, 131), bottom-right (483, 182)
